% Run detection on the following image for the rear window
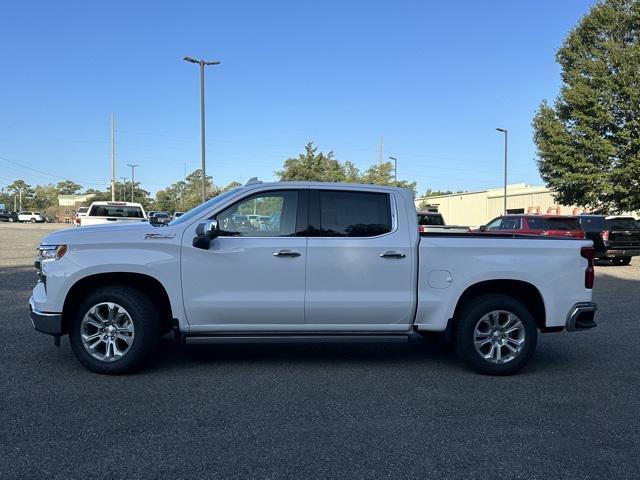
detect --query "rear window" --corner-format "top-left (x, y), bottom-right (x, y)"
top-left (579, 216), bottom-right (605, 232)
top-left (544, 217), bottom-right (579, 230)
top-left (418, 214), bottom-right (444, 226)
top-left (89, 205), bottom-right (144, 218)
top-left (606, 217), bottom-right (639, 230)
top-left (77, 207), bottom-right (88, 214)
top-left (317, 190), bottom-right (392, 237)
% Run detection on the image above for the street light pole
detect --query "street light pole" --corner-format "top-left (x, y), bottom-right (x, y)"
top-left (120, 177), bottom-right (128, 201)
top-left (127, 164), bottom-right (139, 202)
top-left (183, 56), bottom-right (221, 203)
top-left (496, 128), bottom-right (508, 214)
top-left (388, 156), bottom-right (398, 182)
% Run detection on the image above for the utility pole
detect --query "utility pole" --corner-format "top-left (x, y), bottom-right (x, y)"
top-left (111, 114), bottom-right (116, 201)
top-left (388, 156), bottom-right (398, 183)
top-left (183, 56), bottom-right (221, 203)
top-left (127, 164), bottom-right (139, 202)
top-left (182, 162), bottom-right (187, 211)
top-left (120, 177), bottom-right (128, 201)
top-left (19, 188), bottom-right (22, 211)
top-left (496, 128), bottom-right (508, 214)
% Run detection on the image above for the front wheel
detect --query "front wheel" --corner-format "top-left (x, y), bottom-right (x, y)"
top-left (30, 218), bottom-right (36, 223)
top-left (612, 257), bottom-right (631, 266)
top-left (455, 294), bottom-right (538, 375)
top-left (69, 286), bottom-right (161, 374)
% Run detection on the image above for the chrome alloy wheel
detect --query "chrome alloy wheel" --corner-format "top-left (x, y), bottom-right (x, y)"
top-left (81, 302), bottom-right (135, 362)
top-left (473, 310), bottom-right (525, 364)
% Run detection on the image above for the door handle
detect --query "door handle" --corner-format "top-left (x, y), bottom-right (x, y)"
top-left (380, 251), bottom-right (406, 259)
top-left (273, 249), bottom-right (301, 258)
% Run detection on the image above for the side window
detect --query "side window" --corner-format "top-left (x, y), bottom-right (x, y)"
top-left (526, 217), bottom-right (544, 229)
top-left (216, 190), bottom-right (299, 237)
top-left (499, 217), bottom-right (520, 230)
top-left (316, 190), bottom-right (392, 237)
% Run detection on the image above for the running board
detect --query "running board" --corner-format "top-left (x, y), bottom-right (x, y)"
top-left (184, 334), bottom-right (412, 345)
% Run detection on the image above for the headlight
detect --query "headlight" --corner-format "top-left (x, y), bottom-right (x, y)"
top-left (37, 244), bottom-right (68, 261)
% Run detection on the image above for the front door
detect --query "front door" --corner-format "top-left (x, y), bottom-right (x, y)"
top-left (181, 189), bottom-right (308, 330)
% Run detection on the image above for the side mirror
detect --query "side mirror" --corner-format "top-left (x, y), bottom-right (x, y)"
top-left (479, 225), bottom-right (486, 232)
top-left (193, 219), bottom-right (219, 249)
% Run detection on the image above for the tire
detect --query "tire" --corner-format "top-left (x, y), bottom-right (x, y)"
top-left (8, 217), bottom-right (14, 222)
top-left (30, 218), bottom-right (36, 223)
top-left (69, 286), bottom-right (161, 374)
top-left (612, 257), bottom-right (631, 266)
top-left (455, 294), bottom-right (538, 376)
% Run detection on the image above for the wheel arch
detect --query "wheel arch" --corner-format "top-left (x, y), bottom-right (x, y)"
top-left (61, 272), bottom-right (174, 335)
top-left (452, 279), bottom-right (546, 331)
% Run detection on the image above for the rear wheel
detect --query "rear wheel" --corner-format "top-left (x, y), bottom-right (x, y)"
top-left (69, 286), bottom-right (161, 374)
top-left (612, 257), bottom-right (631, 266)
top-left (455, 294), bottom-right (537, 375)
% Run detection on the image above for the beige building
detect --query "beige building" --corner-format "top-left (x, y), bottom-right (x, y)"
top-left (415, 184), bottom-right (587, 228)
top-left (57, 193), bottom-right (95, 224)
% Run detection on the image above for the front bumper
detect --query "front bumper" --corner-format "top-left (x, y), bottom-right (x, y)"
top-left (565, 302), bottom-right (598, 332)
top-left (29, 296), bottom-right (62, 336)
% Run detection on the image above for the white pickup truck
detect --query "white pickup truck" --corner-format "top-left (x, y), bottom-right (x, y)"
top-left (80, 201), bottom-right (147, 226)
top-left (29, 181), bottom-right (597, 375)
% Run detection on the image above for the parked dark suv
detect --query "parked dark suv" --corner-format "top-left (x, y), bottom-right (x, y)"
top-left (579, 215), bottom-right (640, 265)
top-left (0, 209), bottom-right (18, 222)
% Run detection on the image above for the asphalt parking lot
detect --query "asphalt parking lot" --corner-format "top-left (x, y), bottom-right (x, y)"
top-left (1, 223), bottom-right (639, 479)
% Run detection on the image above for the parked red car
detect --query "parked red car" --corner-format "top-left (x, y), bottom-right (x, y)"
top-left (474, 215), bottom-right (585, 238)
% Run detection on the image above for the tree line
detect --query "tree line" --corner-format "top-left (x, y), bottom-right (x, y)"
top-left (1, 142), bottom-right (439, 218)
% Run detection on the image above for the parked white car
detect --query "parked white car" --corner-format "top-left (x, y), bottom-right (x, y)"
top-left (30, 181), bottom-right (597, 375)
top-left (74, 207), bottom-right (89, 227)
top-left (18, 211), bottom-right (45, 223)
top-left (80, 202), bottom-right (146, 226)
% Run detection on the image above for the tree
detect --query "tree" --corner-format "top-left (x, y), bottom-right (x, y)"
top-left (153, 170), bottom-right (240, 213)
top-left (276, 142), bottom-right (347, 182)
top-left (533, 0), bottom-right (640, 213)
top-left (7, 180), bottom-right (34, 210)
top-left (56, 180), bottom-right (82, 195)
top-left (360, 161), bottom-right (417, 195)
top-left (276, 143), bottom-right (417, 195)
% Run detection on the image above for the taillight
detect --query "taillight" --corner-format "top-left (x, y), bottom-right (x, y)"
top-left (75, 217), bottom-right (80, 225)
top-left (581, 246), bottom-right (595, 289)
top-left (600, 230), bottom-right (609, 241)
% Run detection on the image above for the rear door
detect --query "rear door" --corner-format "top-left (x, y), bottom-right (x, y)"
top-left (305, 188), bottom-right (414, 328)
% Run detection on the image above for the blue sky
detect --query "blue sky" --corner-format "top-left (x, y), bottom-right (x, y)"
top-left (0, 0), bottom-right (594, 196)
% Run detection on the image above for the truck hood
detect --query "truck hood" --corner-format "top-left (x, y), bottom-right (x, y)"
top-left (40, 222), bottom-right (176, 246)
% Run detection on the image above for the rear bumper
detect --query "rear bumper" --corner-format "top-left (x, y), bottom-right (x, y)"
top-left (29, 296), bottom-right (62, 336)
top-left (601, 248), bottom-right (640, 258)
top-left (565, 302), bottom-right (598, 332)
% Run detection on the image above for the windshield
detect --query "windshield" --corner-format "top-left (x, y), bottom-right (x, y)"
top-left (169, 188), bottom-right (243, 226)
